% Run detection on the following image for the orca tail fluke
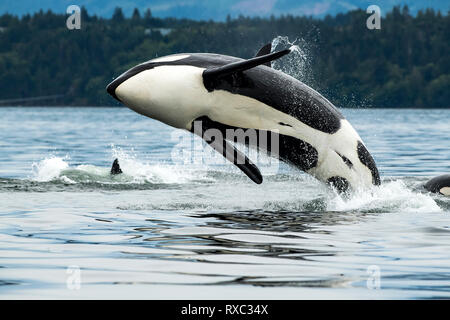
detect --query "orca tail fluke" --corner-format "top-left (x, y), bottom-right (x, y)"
top-left (110, 158), bottom-right (123, 175)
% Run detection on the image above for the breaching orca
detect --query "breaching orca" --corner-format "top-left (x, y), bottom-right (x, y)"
top-left (106, 43), bottom-right (381, 192)
top-left (110, 158), bottom-right (123, 175)
top-left (424, 174), bottom-right (450, 196)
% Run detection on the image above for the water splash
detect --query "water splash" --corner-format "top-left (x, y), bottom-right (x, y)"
top-left (271, 36), bottom-right (312, 84)
top-left (23, 150), bottom-right (446, 213)
top-left (31, 156), bottom-right (69, 182)
top-left (29, 147), bottom-right (210, 185)
top-left (110, 145), bottom-right (210, 184)
top-left (327, 179), bottom-right (442, 213)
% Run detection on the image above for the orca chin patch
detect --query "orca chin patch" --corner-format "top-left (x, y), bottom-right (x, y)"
top-left (327, 176), bottom-right (350, 193)
top-left (440, 187), bottom-right (450, 196)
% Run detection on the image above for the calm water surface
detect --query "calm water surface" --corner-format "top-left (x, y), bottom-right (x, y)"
top-left (0, 107), bottom-right (449, 299)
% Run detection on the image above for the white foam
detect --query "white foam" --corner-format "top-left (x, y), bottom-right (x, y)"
top-left (327, 180), bottom-right (442, 213)
top-left (76, 164), bottom-right (109, 176)
top-left (31, 157), bottom-right (69, 182)
top-left (60, 175), bottom-right (76, 184)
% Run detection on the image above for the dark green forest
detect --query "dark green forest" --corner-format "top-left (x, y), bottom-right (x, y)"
top-left (0, 6), bottom-right (449, 107)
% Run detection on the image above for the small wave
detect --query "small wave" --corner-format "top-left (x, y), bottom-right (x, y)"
top-left (111, 146), bottom-right (208, 184)
top-left (8, 152), bottom-right (449, 214)
top-left (26, 146), bottom-right (294, 187)
top-left (15, 150), bottom-right (294, 192)
top-left (29, 153), bottom-right (211, 185)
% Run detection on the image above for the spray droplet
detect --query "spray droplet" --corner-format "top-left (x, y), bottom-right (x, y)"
top-left (271, 36), bottom-right (312, 85)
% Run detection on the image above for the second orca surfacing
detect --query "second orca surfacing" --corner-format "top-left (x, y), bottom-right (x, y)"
top-left (106, 43), bottom-right (381, 193)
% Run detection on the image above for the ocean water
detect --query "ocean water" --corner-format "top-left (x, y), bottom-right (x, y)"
top-left (0, 106), bottom-right (449, 299)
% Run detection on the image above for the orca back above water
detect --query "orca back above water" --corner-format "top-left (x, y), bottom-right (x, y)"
top-left (106, 43), bottom-right (381, 192)
top-left (424, 174), bottom-right (450, 196)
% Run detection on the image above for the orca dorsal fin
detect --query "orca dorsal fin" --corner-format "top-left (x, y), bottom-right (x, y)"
top-left (110, 158), bottom-right (123, 175)
top-left (203, 48), bottom-right (291, 91)
top-left (255, 43), bottom-right (272, 67)
top-left (207, 133), bottom-right (263, 184)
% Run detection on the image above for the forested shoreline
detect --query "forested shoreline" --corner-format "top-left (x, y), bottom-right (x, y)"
top-left (0, 6), bottom-right (448, 107)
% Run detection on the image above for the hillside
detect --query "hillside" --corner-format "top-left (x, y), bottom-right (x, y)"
top-left (0, 6), bottom-right (448, 107)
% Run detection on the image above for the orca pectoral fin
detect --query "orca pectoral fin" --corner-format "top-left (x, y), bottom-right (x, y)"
top-left (206, 132), bottom-right (262, 184)
top-left (203, 48), bottom-right (290, 91)
top-left (255, 43), bottom-right (272, 67)
top-left (193, 122), bottom-right (262, 184)
top-left (191, 116), bottom-right (262, 184)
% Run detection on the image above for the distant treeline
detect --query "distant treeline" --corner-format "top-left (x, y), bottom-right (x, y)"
top-left (0, 6), bottom-right (448, 107)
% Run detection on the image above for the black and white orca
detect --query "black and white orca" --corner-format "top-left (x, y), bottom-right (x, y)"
top-left (424, 174), bottom-right (450, 196)
top-left (106, 43), bottom-right (381, 192)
